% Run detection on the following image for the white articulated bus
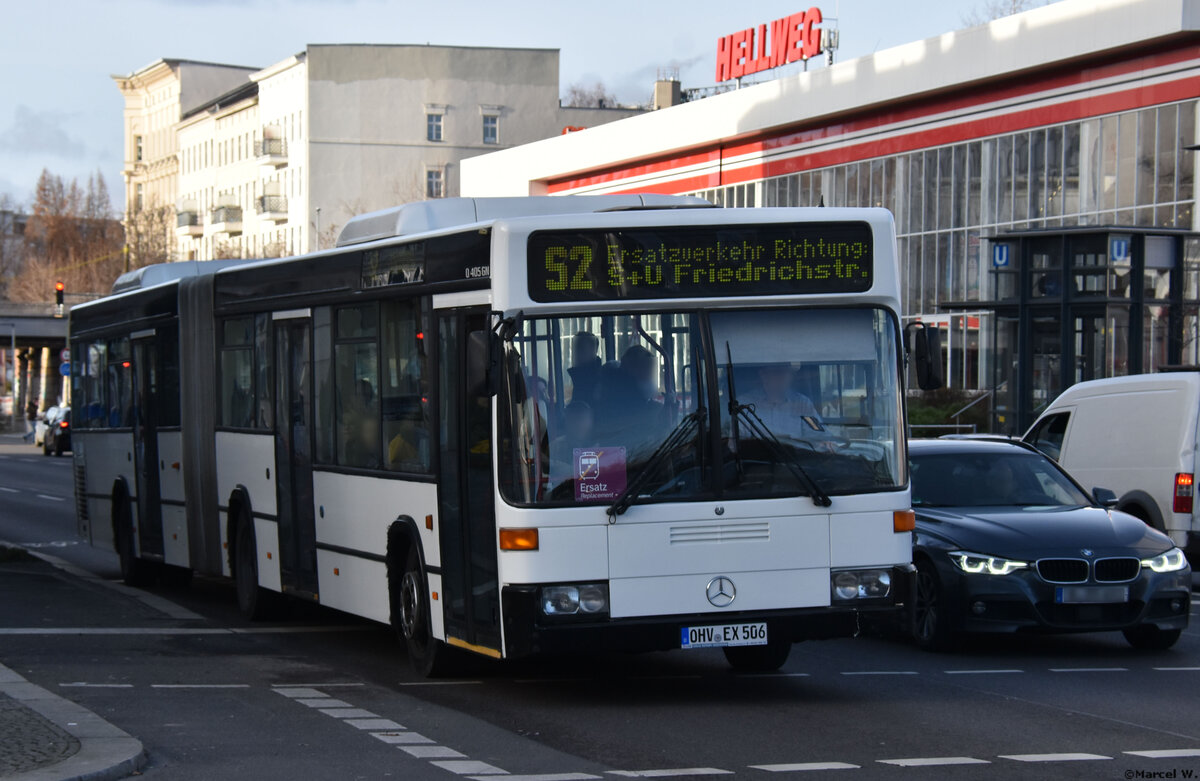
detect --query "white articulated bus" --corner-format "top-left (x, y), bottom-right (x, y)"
top-left (70, 196), bottom-right (937, 675)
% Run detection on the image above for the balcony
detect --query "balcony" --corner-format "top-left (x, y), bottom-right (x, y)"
top-left (210, 205), bottom-right (243, 235)
top-left (256, 195), bottom-right (288, 223)
top-left (176, 211), bottom-right (202, 238)
top-left (255, 137), bottom-right (288, 168)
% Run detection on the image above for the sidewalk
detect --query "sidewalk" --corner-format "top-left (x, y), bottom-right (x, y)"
top-left (0, 546), bottom-right (145, 781)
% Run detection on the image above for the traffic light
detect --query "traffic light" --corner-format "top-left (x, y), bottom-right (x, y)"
top-left (54, 281), bottom-right (64, 318)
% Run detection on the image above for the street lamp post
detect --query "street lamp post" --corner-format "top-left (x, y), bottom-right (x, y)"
top-left (0, 322), bottom-right (14, 433)
top-left (315, 207), bottom-right (322, 251)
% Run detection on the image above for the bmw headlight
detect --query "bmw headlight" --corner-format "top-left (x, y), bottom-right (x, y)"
top-left (950, 551), bottom-right (1028, 576)
top-left (1140, 548), bottom-right (1188, 573)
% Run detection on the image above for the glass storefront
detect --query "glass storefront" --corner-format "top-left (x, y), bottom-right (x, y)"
top-left (693, 101), bottom-right (1200, 397)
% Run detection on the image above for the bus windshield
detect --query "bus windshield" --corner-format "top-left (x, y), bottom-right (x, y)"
top-left (498, 306), bottom-right (905, 507)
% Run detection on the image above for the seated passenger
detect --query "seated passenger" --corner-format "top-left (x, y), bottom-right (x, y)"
top-left (595, 344), bottom-right (664, 442)
top-left (549, 400), bottom-right (596, 485)
top-left (568, 331), bottom-right (603, 405)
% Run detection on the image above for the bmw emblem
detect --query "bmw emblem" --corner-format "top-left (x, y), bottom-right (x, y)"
top-left (1081, 548), bottom-right (1093, 557)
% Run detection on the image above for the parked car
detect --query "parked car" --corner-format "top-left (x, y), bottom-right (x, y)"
top-left (42, 407), bottom-right (70, 457)
top-left (909, 438), bottom-right (1191, 651)
top-left (32, 405), bottom-right (59, 447)
top-left (1024, 372), bottom-right (1200, 567)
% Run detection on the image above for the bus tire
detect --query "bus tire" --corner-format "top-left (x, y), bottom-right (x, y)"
top-left (393, 546), bottom-right (454, 678)
top-left (722, 640), bottom-right (792, 672)
top-left (114, 496), bottom-right (154, 588)
top-left (234, 512), bottom-right (277, 621)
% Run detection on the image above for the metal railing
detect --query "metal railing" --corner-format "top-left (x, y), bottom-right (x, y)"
top-left (254, 138), bottom-right (287, 157)
top-left (909, 423), bottom-right (979, 437)
top-left (176, 211), bottom-right (200, 228)
top-left (211, 206), bottom-right (243, 224)
top-left (256, 195), bottom-right (287, 214)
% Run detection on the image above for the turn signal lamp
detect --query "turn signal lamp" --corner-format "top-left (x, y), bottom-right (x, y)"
top-left (893, 509), bottom-right (916, 532)
top-left (1174, 473), bottom-right (1193, 514)
top-left (499, 528), bottom-right (539, 551)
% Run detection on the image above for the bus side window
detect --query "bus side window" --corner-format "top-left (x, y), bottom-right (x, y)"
top-left (219, 317), bottom-right (255, 429)
top-left (382, 298), bottom-right (430, 473)
top-left (335, 304), bottom-right (381, 469)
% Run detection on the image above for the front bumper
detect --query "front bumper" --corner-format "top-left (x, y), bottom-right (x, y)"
top-left (501, 564), bottom-right (914, 659)
top-left (936, 560), bottom-right (1191, 635)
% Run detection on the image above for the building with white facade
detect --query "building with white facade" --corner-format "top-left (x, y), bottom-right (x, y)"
top-left (120, 45), bottom-right (642, 262)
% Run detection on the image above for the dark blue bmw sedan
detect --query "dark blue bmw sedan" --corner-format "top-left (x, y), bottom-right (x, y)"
top-left (909, 438), bottom-right (1191, 651)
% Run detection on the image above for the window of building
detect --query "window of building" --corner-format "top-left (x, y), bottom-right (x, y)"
top-left (426, 169), bottom-right (444, 199)
top-left (134, 135), bottom-right (143, 162)
top-left (427, 113), bottom-right (443, 142)
top-left (135, 183), bottom-right (144, 212)
top-left (483, 115), bottom-right (499, 145)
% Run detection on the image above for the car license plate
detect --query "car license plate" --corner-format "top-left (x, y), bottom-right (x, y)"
top-left (680, 623), bottom-right (768, 649)
top-left (1054, 586), bottom-right (1129, 604)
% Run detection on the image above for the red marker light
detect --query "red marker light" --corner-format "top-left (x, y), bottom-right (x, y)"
top-left (55, 282), bottom-right (64, 292)
top-left (122, 361), bottom-right (131, 369)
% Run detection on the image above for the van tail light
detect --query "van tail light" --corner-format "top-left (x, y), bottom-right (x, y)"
top-left (1173, 473), bottom-right (1193, 514)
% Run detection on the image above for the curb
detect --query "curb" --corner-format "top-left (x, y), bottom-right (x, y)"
top-left (1, 667), bottom-right (145, 781)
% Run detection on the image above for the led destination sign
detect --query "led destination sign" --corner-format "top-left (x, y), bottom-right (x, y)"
top-left (527, 222), bottom-right (873, 302)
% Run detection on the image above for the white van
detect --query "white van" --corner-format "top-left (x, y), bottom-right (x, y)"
top-left (1023, 372), bottom-right (1200, 566)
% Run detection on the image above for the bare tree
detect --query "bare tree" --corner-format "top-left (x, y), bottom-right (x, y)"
top-left (564, 81), bottom-right (618, 109)
top-left (962, 0), bottom-right (1048, 25)
top-left (8, 169), bottom-right (124, 301)
top-left (124, 195), bottom-right (174, 271)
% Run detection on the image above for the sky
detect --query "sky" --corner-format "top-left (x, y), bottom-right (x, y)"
top-left (0, 0), bottom-right (989, 211)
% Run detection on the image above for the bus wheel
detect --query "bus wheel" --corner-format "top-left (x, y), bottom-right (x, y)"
top-left (234, 513), bottom-right (277, 620)
top-left (114, 498), bottom-right (154, 588)
top-left (722, 640), bottom-right (792, 672)
top-left (395, 547), bottom-right (453, 678)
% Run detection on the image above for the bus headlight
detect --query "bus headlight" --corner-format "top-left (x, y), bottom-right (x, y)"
top-left (541, 583), bottom-right (609, 616)
top-left (831, 569), bottom-right (892, 601)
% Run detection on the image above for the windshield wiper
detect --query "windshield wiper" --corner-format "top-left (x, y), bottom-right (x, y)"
top-left (606, 407), bottom-right (705, 521)
top-left (724, 342), bottom-right (832, 508)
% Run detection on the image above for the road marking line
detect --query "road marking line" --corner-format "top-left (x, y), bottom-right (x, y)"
top-left (735, 672), bottom-right (810, 678)
top-left (1048, 667), bottom-right (1127, 673)
top-left (346, 718), bottom-right (404, 730)
top-left (481, 775), bottom-right (600, 781)
top-left (400, 745), bottom-right (465, 758)
top-left (840, 671), bottom-right (918, 676)
top-left (0, 487), bottom-right (18, 493)
top-left (998, 753), bottom-right (1111, 762)
top-left (36, 494), bottom-right (65, 502)
top-left (296, 697), bottom-right (352, 708)
top-left (319, 708), bottom-right (380, 719)
top-left (431, 760), bottom-right (507, 775)
top-left (878, 757), bottom-right (991, 767)
top-left (628, 675), bottom-right (705, 681)
top-left (149, 684), bottom-right (249, 689)
top-left (749, 763), bottom-right (860, 772)
top-left (609, 770), bottom-right (732, 777)
top-left (59, 682), bottom-right (133, 688)
top-left (1124, 750), bottom-right (1200, 758)
top-left (273, 687), bottom-right (327, 698)
top-left (397, 680), bottom-right (483, 686)
top-left (373, 732), bottom-right (435, 745)
top-left (230, 626), bottom-right (376, 634)
top-left (273, 682), bottom-right (363, 688)
top-left (944, 669), bottom-right (1023, 675)
top-left (1153, 667), bottom-right (1200, 671)
top-left (0, 625), bottom-right (363, 635)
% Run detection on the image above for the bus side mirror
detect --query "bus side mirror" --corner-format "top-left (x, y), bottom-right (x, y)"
top-left (466, 330), bottom-right (499, 398)
top-left (905, 322), bottom-right (944, 391)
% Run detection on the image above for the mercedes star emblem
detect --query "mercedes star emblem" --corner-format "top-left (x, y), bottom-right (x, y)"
top-left (706, 576), bottom-right (736, 608)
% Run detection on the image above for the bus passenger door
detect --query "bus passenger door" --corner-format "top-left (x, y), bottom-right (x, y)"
top-left (437, 310), bottom-right (501, 654)
top-left (274, 318), bottom-right (319, 596)
top-left (132, 337), bottom-right (163, 558)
